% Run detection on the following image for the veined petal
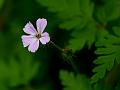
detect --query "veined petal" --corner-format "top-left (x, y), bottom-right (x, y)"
top-left (28, 38), bottom-right (39, 52)
top-left (40, 32), bottom-right (50, 44)
top-left (36, 18), bottom-right (47, 33)
top-left (23, 22), bottom-right (37, 35)
top-left (21, 35), bottom-right (34, 47)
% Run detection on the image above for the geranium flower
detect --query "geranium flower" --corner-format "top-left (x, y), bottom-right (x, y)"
top-left (21, 18), bottom-right (50, 52)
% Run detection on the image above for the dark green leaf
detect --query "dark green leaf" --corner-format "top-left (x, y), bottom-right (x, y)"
top-left (60, 70), bottom-right (92, 90)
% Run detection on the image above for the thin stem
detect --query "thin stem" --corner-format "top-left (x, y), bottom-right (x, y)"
top-left (63, 53), bottom-right (79, 73)
top-left (49, 41), bottom-right (63, 52)
top-left (69, 57), bottom-right (79, 73)
top-left (50, 41), bottom-right (79, 73)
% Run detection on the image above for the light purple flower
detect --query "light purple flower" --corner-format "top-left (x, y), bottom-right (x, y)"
top-left (21, 18), bottom-right (50, 52)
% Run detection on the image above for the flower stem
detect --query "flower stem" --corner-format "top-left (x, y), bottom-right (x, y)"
top-left (49, 41), bottom-right (79, 73)
top-left (68, 57), bottom-right (79, 73)
top-left (62, 53), bottom-right (79, 73)
top-left (49, 41), bottom-right (63, 52)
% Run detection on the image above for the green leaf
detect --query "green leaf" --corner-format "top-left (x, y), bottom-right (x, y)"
top-left (113, 27), bottom-right (120, 37)
top-left (59, 17), bottom-right (83, 30)
top-left (37, 0), bottom-right (94, 29)
top-left (0, 0), bottom-right (4, 10)
top-left (15, 50), bottom-right (39, 85)
top-left (37, 0), bottom-right (81, 19)
top-left (15, 47), bottom-right (40, 85)
top-left (0, 83), bottom-right (8, 90)
top-left (37, 0), bottom-right (96, 51)
top-left (96, 0), bottom-right (120, 23)
top-left (60, 70), bottom-right (92, 90)
top-left (0, 52), bottom-right (39, 89)
top-left (68, 21), bottom-right (98, 51)
top-left (93, 82), bottom-right (104, 90)
top-left (91, 27), bottom-right (120, 83)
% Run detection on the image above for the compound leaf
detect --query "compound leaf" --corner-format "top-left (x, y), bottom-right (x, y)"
top-left (60, 70), bottom-right (92, 90)
top-left (91, 27), bottom-right (120, 83)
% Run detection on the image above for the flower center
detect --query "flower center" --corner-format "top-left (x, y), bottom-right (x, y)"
top-left (35, 32), bottom-right (41, 39)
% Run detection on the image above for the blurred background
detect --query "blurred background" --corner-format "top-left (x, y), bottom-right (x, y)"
top-left (0, 0), bottom-right (120, 90)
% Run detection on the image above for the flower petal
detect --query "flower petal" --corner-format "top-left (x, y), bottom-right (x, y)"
top-left (28, 38), bottom-right (39, 52)
top-left (36, 18), bottom-right (47, 33)
top-left (23, 22), bottom-right (37, 35)
top-left (21, 35), bottom-right (34, 47)
top-left (40, 32), bottom-right (50, 44)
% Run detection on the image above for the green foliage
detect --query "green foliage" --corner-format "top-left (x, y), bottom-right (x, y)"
top-left (95, 0), bottom-right (120, 23)
top-left (0, 52), bottom-right (39, 89)
top-left (0, 0), bottom-right (4, 10)
top-left (37, 0), bottom-right (94, 28)
top-left (0, 19), bottom-right (39, 89)
top-left (68, 21), bottom-right (98, 51)
top-left (37, 0), bottom-right (97, 51)
top-left (60, 70), bottom-right (92, 90)
top-left (91, 27), bottom-right (120, 83)
top-left (116, 83), bottom-right (120, 90)
top-left (37, 0), bottom-right (120, 52)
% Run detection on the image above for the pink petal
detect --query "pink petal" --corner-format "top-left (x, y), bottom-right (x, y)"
top-left (21, 35), bottom-right (34, 47)
top-left (36, 18), bottom-right (47, 33)
top-left (23, 22), bottom-right (37, 35)
top-left (40, 32), bottom-right (50, 44)
top-left (28, 38), bottom-right (39, 52)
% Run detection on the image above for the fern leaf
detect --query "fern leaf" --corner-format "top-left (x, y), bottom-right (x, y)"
top-left (91, 27), bottom-right (120, 83)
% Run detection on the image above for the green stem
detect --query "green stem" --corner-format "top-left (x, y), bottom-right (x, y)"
top-left (69, 57), bottom-right (79, 73)
top-left (50, 41), bottom-right (79, 73)
top-left (49, 41), bottom-right (63, 52)
top-left (63, 53), bottom-right (79, 73)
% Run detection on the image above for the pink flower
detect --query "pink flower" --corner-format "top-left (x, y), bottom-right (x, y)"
top-left (21, 18), bottom-right (50, 52)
